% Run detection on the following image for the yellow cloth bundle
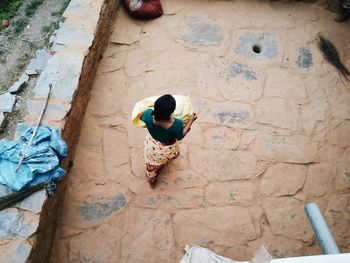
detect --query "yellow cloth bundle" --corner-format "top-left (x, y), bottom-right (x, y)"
top-left (132, 95), bottom-right (193, 127)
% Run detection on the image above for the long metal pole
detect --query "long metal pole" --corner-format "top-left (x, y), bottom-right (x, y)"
top-left (304, 202), bottom-right (340, 254)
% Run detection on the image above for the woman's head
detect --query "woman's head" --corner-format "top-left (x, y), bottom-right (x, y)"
top-left (153, 94), bottom-right (176, 121)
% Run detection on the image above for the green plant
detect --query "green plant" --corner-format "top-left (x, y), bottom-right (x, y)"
top-left (42, 21), bottom-right (59, 34)
top-left (327, 0), bottom-right (344, 12)
top-left (25, 0), bottom-right (43, 17)
top-left (42, 20), bottom-right (60, 46)
top-left (16, 53), bottom-right (31, 71)
top-left (0, 49), bottom-right (6, 64)
top-left (0, 0), bottom-right (23, 30)
top-left (13, 17), bottom-right (29, 34)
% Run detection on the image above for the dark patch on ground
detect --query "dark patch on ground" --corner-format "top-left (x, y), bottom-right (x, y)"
top-left (77, 194), bottom-right (127, 221)
top-left (220, 61), bottom-right (258, 81)
top-left (297, 47), bottom-right (313, 69)
top-left (214, 111), bottom-right (250, 125)
top-left (182, 16), bottom-right (223, 46)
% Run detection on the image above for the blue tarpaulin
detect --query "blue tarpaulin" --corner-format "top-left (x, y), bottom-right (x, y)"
top-left (0, 124), bottom-right (67, 191)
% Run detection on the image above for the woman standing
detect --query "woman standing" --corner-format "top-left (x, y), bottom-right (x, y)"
top-left (140, 94), bottom-right (197, 188)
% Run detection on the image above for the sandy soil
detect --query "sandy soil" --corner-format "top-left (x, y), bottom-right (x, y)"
top-left (51, 0), bottom-right (350, 262)
top-left (0, 0), bottom-right (69, 139)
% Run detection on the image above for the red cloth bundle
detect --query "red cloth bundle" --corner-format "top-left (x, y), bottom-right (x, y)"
top-left (123, 0), bottom-right (163, 20)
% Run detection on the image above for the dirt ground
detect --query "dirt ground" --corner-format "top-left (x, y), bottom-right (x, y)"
top-left (51, 0), bottom-right (350, 262)
top-left (0, 0), bottom-right (69, 139)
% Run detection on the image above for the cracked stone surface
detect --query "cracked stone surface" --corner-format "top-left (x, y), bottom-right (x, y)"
top-left (26, 49), bottom-right (52, 74)
top-left (52, 0), bottom-right (350, 262)
top-left (0, 92), bottom-right (16, 113)
top-left (0, 208), bottom-right (40, 239)
top-left (0, 240), bottom-right (32, 263)
top-left (8, 74), bottom-right (29, 94)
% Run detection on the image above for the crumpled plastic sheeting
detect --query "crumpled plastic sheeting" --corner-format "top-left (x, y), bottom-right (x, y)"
top-left (0, 124), bottom-right (67, 191)
top-left (180, 245), bottom-right (241, 263)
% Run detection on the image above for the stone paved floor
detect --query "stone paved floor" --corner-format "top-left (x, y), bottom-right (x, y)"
top-left (51, 1), bottom-right (350, 262)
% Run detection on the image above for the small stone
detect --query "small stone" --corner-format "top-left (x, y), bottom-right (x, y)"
top-left (0, 240), bottom-right (32, 263)
top-left (260, 163), bottom-right (306, 197)
top-left (49, 35), bottom-right (56, 44)
top-left (0, 92), bottom-right (16, 112)
top-left (0, 208), bottom-right (39, 239)
top-left (16, 189), bottom-right (47, 214)
top-left (8, 74), bottom-right (29, 94)
top-left (25, 69), bottom-right (38, 76)
top-left (26, 50), bottom-right (52, 74)
top-left (263, 197), bottom-right (313, 242)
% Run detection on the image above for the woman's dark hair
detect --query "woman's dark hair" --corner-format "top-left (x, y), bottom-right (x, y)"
top-left (153, 94), bottom-right (176, 121)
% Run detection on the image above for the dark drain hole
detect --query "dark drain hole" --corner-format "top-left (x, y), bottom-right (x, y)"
top-left (252, 44), bottom-right (262, 54)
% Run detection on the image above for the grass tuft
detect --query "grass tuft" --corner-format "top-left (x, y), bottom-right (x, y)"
top-left (25, 0), bottom-right (44, 17)
top-left (0, 0), bottom-right (23, 30)
top-left (13, 17), bottom-right (29, 34)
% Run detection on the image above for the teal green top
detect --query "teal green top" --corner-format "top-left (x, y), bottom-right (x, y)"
top-left (141, 109), bottom-right (184, 144)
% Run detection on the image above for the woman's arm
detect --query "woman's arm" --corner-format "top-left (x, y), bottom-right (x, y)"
top-left (181, 113), bottom-right (198, 139)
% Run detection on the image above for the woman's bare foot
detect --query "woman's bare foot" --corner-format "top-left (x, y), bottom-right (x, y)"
top-left (145, 174), bottom-right (157, 189)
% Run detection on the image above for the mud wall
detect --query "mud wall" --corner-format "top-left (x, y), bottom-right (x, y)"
top-left (28, 0), bottom-right (120, 262)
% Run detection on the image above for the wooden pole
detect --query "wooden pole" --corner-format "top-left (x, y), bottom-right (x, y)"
top-left (15, 83), bottom-right (52, 172)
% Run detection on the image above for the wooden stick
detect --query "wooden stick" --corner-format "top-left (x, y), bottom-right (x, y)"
top-left (15, 84), bottom-right (52, 172)
top-left (0, 181), bottom-right (47, 211)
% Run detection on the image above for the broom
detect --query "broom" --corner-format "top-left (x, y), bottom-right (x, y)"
top-left (317, 34), bottom-right (350, 80)
top-left (0, 181), bottom-right (48, 211)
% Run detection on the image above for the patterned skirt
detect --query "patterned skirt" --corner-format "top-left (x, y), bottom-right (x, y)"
top-left (143, 135), bottom-right (180, 178)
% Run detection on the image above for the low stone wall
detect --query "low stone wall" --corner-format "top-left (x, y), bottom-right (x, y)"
top-left (0, 0), bottom-right (119, 262)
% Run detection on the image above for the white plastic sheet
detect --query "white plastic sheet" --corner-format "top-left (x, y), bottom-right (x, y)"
top-left (180, 245), bottom-right (240, 263)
